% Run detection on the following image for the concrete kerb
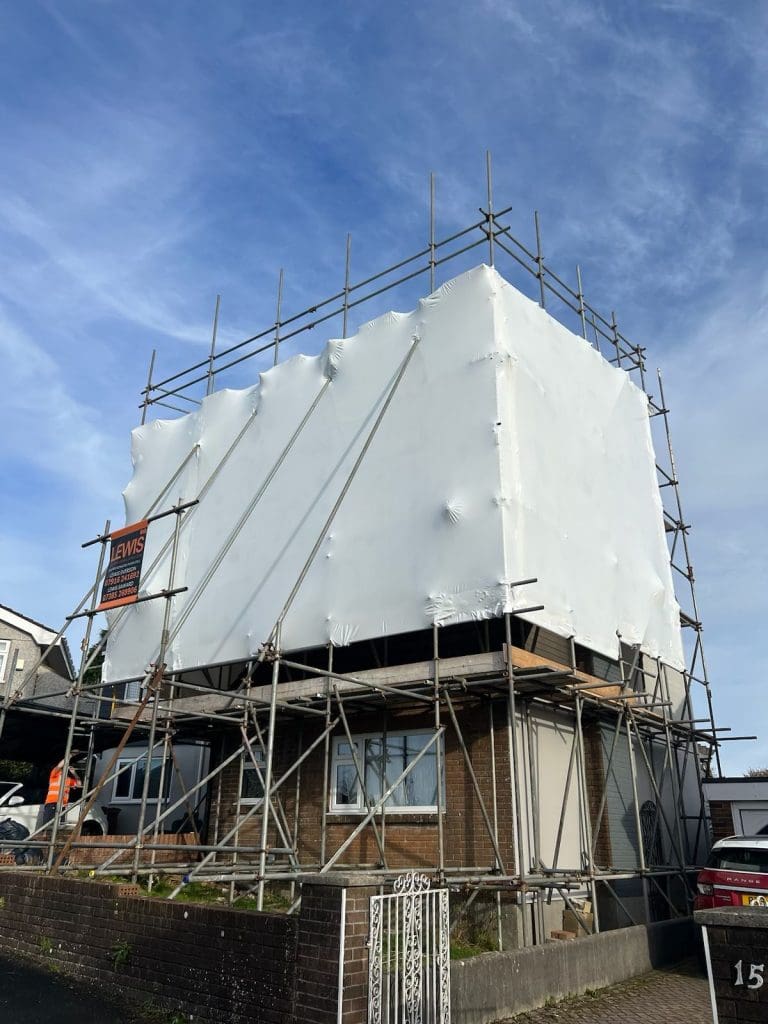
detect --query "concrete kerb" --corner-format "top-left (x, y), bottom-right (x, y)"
top-left (450, 918), bottom-right (697, 1024)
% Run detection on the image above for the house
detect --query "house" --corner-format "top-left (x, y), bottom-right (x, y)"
top-left (0, 604), bottom-right (83, 762)
top-left (98, 263), bottom-right (712, 945)
top-left (0, 603), bottom-right (75, 698)
top-left (90, 739), bottom-right (210, 835)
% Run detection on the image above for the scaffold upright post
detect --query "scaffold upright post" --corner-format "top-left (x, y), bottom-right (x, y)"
top-left (131, 498), bottom-right (186, 881)
top-left (141, 349), bottom-right (156, 425)
top-left (206, 295), bottom-right (221, 396)
top-left (46, 518), bottom-right (111, 870)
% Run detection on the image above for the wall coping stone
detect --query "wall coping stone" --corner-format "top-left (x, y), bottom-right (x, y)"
top-left (694, 907), bottom-right (768, 928)
top-left (298, 872), bottom-right (380, 888)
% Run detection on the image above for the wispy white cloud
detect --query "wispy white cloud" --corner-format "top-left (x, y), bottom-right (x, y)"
top-left (0, 305), bottom-right (119, 498)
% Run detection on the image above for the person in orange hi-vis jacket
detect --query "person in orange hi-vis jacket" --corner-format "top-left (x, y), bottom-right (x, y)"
top-left (40, 759), bottom-right (81, 829)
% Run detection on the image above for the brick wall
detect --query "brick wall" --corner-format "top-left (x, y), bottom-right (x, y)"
top-left (709, 800), bottom-right (734, 841)
top-left (0, 872), bottom-right (297, 1024)
top-left (0, 871), bottom-right (374, 1024)
top-left (68, 833), bottom-right (197, 866)
top-left (697, 909), bottom-right (768, 1023)
top-left (583, 721), bottom-right (613, 867)
top-left (215, 701), bottom-right (517, 875)
top-left (340, 884), bottom-right (377, 1024)
top-left (293, 880), bottom-right (343, 1024)
top-left (292, 875), bottom-right (376, 1024)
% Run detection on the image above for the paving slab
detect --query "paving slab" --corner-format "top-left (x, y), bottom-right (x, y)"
top-left (495, 960), bottom-right (712, 1023)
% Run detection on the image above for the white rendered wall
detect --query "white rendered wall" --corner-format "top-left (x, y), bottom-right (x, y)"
top-left (104, 265), bottom-right (683, 683)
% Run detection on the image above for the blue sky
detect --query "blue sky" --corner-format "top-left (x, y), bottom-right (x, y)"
top-left (0, 1), bottom-right (765, 772)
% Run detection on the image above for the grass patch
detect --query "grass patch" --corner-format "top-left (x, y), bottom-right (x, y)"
top-left (234, 888), bottom-right (292, 912)
top-left (450, 918), bottom-right (497, 960)
top-left (450, 937), bottom-right (499, 958)
top-left (76, 870), bottom-right (292, 912)
top-left (145, 878), bottom-right (224, 904)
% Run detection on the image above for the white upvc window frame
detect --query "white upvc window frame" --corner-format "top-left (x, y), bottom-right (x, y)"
top-left (0, 640), bottom-right (10, 685)
top-left (123, 680), bottom-right (142, 703)
top-left (329, 729), bottom-right (443, 815)
top-left (239, 748), bottom-right (266, 806)
top-left (112, 754), bottom-right (170, 804)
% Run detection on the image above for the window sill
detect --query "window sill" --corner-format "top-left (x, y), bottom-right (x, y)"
top-left (111, 798), bottom-right (162, 805)
top-left (327, 811), bottom-right (442, 825)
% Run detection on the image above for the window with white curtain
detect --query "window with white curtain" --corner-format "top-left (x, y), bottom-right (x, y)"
top-left (330, 731), bottom-right (443, 813)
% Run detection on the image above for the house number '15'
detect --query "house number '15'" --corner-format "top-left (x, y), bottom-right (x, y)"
top-left (734, 960), bottom-right (765, 989)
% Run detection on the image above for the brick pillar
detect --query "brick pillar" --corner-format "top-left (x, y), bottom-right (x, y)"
top-left (293, 873), bottom-right (376, 1024)
top-left (583, 722), bottom-right (613, 867)
top-left (696, 907), bottom-right (768, 1023)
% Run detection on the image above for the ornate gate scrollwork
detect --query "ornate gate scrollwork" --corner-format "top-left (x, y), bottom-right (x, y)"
top-left (368, 871), bottom-right (450, 1024)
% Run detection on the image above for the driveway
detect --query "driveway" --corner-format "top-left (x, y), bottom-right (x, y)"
top-left (496, 960), bottom-right (712, 1023)
top-left (0, 955), bottom-right (142, 1024)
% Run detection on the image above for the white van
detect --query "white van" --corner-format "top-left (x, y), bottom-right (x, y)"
top-left (0, 779), bottom-right (108, 838)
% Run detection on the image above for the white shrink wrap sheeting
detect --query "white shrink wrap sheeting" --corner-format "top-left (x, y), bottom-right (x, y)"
top-left (104, 265), bottom-right (683, 683)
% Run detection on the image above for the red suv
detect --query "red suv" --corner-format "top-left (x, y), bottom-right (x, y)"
top-left (695, 836), bottom-right (768, 910)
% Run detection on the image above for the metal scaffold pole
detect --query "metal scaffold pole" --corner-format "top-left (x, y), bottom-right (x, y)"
top-left (46, 518), bottom-right (110, 870)
top-left (131, 499), bottom-right (187, 882)
top-left (655, 368), bottom-right (720, 777)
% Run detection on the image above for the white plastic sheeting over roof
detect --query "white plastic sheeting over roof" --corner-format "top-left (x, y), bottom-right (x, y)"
top-left (103, 265), bottom-right (683, 683)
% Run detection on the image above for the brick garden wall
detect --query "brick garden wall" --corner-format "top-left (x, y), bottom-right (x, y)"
top-left (0, 872), bottom-right (297, 1024)
top-left (0, 871), bottom-right (372, 1024)
top-left (68, 833), bottom-right (197, 866)
top-left (292, 875), bottom-right (376, 1024)
top-left (696, 908), bottom-right (768, 1023)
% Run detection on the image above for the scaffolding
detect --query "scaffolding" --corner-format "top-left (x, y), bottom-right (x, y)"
top-left (0, 156), bottom-right (733, 946)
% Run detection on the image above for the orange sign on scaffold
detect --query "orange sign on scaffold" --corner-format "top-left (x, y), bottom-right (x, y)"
top-left (97, 520), bottom-right (148, 610)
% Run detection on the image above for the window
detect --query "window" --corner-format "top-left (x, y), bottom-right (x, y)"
top-left (113, 755), bottom-right (170, 803)
top-left (240, 749), bottom-right (265, 804)
top-left (330, 731), bottom-right (443, 813)
top-left (707, 845), bottom-right (768, 874)
top-left (0, 781), bottom-right (19, 803)
top-left (123, 680), bottom-right (142, 703)
top-left (0, 640), bottom-right (9, 684)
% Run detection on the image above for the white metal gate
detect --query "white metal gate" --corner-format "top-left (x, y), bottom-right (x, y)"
top-left (368, 872), bottom-right (451, 1024)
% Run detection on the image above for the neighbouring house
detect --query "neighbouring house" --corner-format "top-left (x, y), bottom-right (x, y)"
top-left (0, 603), bottom-right (75, 702)
top-left (91, 739), bottom-right (210, 835)
top-left (0, 603), bottom-right (84, 762)
top-left (704, 777), bottom-right (768, 840)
